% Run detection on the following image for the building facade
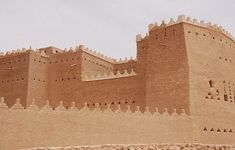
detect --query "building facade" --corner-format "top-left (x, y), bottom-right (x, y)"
top-left (0, 15), bottom-right (235, 149)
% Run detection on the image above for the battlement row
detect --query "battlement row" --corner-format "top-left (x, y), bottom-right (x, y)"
top-left (0, 45), bottom-right (136, 64)
top-left (82, 69), bottom-right (137, 81)
top-left (136, 15), bottom-right (235, 42)
top-left (0, 97), bottom-right (188, 117)
top-left (79, 45), bottom-right (136, 64)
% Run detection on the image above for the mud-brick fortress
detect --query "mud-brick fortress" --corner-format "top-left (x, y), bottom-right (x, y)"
top-left (0, 15), bottom-right (235, 150)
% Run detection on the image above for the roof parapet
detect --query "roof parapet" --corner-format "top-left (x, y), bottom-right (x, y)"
top-left (78, 45), bottom-right (136, 64)
top-left (146, 15), bottom-right (235, 42)
top-left (82, 69), bottom-right (137, 81)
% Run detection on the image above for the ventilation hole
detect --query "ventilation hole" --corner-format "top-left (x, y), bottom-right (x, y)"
top-left (118, 102), bottom-right (121, 104)
top-left (203, 127), bottom-right (207, 131)
top-left (209, 80), bottom-right (215, 88)
top-left (155, 34), bottom-right (158, 39)
top-left (217, 129), bottom-right (221, 132)
top-left (224, 95), bottom-right (228, 101)
top-left (224, 129), bottom-right (227, 132)
top-left (210, 128), bottom-right (214, 132)
top-left (229, 129), bottom-right (232, 132)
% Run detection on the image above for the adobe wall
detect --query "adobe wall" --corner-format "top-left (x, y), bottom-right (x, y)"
top-left (0, 52), bottom-right (30, 107)
top-left (81, 52), bottom-right (114, 76)
top-left (26, 51), bottom-right (49, 107)
top-left (47, 50), bottom-right (82, 108)
top-left (182, 21), bottom-right (235, 143)
top-left (143, 23), bottom-right (190, 114)
top-left (0, 99), bottom-right (193, 150)
top-left (81, 76), bottom-right (142, 111)
top-left (113, 60), bottom-right (137, 74)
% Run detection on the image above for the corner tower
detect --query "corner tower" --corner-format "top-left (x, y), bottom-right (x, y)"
top-left (137, 15), bottom-right (190, 114)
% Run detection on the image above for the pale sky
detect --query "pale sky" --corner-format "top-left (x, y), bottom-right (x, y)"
top-left (0, 0), bottom-right (234, 59)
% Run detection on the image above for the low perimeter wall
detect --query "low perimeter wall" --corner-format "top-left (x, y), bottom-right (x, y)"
top-left (0, 98), bottom-right (193, 150)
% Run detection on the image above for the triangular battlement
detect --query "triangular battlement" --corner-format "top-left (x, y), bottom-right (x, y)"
top-left (137, 15), bottom-right (235, 42)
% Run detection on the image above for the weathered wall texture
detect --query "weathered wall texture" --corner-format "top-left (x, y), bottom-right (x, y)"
top-left (144, 23), bottom-right (190, 114)
top-left (0, 51), bottom-right (30, 107)
top-left (0, 98), bottom-right (235, 150)
top-left (0, 100), bottom-right (193, 150)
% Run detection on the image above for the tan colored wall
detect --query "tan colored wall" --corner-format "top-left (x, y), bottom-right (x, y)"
top-left (26, 51), bottom-right (49, 107)
top-left (184, 23), bottom-right (235, 115)
top-left (183, 23), bottom-right (235, 143)
top-left (82, 52), bottom-right (114, 76)
top-left (81, 76), bottom-right (141, 111)
top-left (144, 23), bottom-right (190, 114)
top-left (0, 101), bottom-right (193, 150)
top-left (47, 50), bottom-right (82, 108)
top-left (0, 52), bottom-right (30, 107)
top-left (113, 60), bottom-right (137, 74)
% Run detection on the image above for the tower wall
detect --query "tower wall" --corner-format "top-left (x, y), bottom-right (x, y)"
top-left (183, 22), bottom-right (235, 143)
top-left (144, 23), bottom-right (190, 114)
top-left (26, 51), bottom-right (49, 107)
top-left (48, 50), bottom-right (82, 108)
top-left (0, 52), bottom-right (30, 107)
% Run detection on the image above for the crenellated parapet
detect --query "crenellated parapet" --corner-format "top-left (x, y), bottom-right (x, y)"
top-left (136, 15), bottom-right (235, 42)
top-left (0, 46), bottom-right (50, 58)
top-left (77, 45), bottom-right (136, 64)
top-left (0, 97), bottom-right (188, 117)
top-left (0, 44), bottom-right (136, 64)
top-left (82, 69), bottom-right (137, 81)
